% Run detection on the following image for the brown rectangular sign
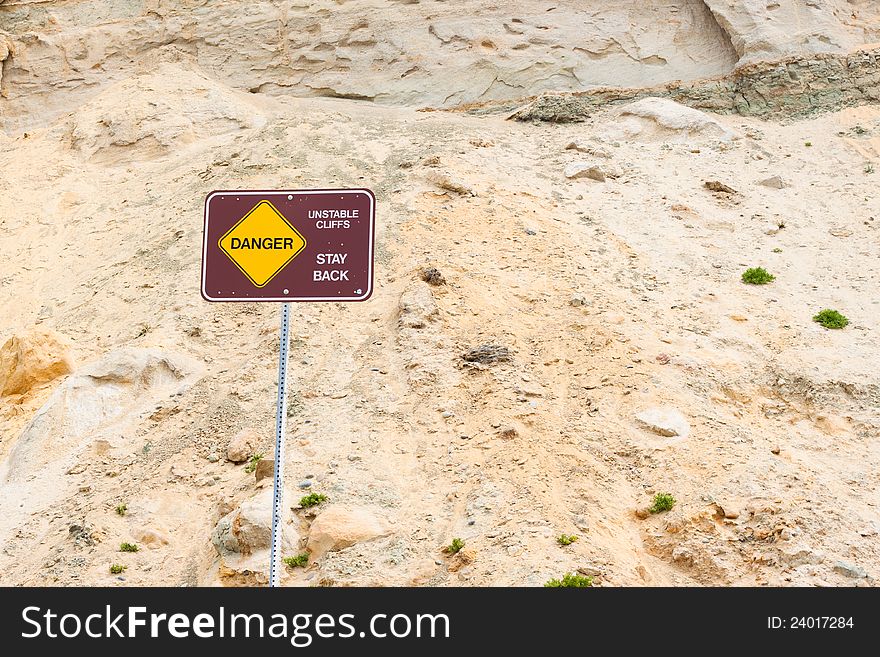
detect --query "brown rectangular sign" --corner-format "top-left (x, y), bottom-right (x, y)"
top-left (201, 189), bottom-right (375, 302)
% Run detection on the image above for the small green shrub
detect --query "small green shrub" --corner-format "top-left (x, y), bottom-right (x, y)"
top-left (109, 564), bottom-right (127, 574)
top-left (299, 493), bottom-right (328, 508)
top-left (813, 309), bottom-right (849, 329)
top-left (865, 164), bottom-right (875, 174)
top-left (444, 538), bottom-right (465, 555)
top-left (115, 504), bottom-right (127, 516)
top-left (805, 141), bottom-right (812, 147)
top-left (283, 553), bottom-right (309, 568)
top-left (244, 453), bottom-right (263, 474)
top-left (741, 267), bottom-right (775, 285)
top-left (557, 534), bottom-right (578, 546)
top-left (545, 573), bottom-right (593, 588)
top-left (649, 493), bottom-right (676, 514)
top-left (772, 247), bottom-right (783, 253)
top-left (119, 542), bottom-right (139, 553)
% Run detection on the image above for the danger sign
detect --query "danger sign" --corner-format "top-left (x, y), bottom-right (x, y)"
top-left (201, 189), bottom-right (375, 301)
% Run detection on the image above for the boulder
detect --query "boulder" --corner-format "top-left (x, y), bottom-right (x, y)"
top-left (614, 97), bottom-right (738, 142)
top-left (307, 505), bottom-right (393, 558)
top-left (227, 428), bottom-right (260, 463)
top-left (635, 407), bottom-right (690, 438)
top-left (212, 487), bottom-right (299, 585)
top-left (778, 546), bottom-right (825, 567)
top-left (427, 172), bottom-right (476, 196)
top-left (564, 162), bottom-right (610, 181)
top-left (0, 328), bottom-right (73, 396)
top-left (832, 561), bottom-right (867, 579)
top-left (758, 175), bottom-right (789, 189)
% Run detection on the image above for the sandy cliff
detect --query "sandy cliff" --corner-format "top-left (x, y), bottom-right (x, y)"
top-left (0, 1), bottom-right (878, 587)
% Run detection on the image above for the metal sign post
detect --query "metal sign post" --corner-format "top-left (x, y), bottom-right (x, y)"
top-left (201, 189), bottom-right (375, 587)
top-left (268, 302), bottom-right (291, 588)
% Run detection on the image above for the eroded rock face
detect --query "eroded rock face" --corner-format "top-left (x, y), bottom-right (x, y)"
top-left (701, 0), bottom-right (875, 64)
top-left (512, 47), bottom-right (880, 121)
top-left (0, 328), bottom-right (73, 396)
top-left (65, 62), bottom-right (266, 165)
top-left (3, 347), bottom-right (201, 481)
top-left (9, 0), bottom-right (871, 133)
top-left (3, 2), bottom-right (876, 133)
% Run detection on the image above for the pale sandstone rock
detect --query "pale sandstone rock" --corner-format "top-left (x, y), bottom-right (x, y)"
top-left (758, 175), bottom-right (789, 189)
top-left (212, 487), bottom-right (299, 585)
top-left (635, 407), bottom-right (690, 438)
top-left (0, 328), bottom-right (73, 396)
top-left (307, 505), bottom-right (393, 558)
top-left (615, 97), bottom-right (739, 142)
top-left (833, 561), bottom-right (868, 578)
top-left (2, 2), bottom-right (877, 134)
top-left (227, 428), bottom-right (260, 464)
top-left (427, 172), bottom-right (476, 196)
top-left (564, 162), bottom-right (609, 181)
top-left (702, 0), bottom-right (864, 64)
top-left (10, 1), bottom-right (878, 133)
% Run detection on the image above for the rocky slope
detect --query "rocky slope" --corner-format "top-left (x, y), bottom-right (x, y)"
top-left (0, 1), bottom-right (878, 587)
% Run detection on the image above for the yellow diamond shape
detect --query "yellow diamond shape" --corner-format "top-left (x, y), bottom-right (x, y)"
top-left (218, 200), bottom-right (307, 288)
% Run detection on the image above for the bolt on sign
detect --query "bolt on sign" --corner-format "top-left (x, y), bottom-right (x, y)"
top-left (201, 189), bottom-right (375, 301)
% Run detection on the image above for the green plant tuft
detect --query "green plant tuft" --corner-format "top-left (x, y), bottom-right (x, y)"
top-left (283, 553), bottom-right (309, 568)
top-left (299, 493), bottom-right (328, 508)
top-left (865, 164), bottom-right (875, 174)
top-left (741, 267), bottom-right (775, 285)
top-left (813, 309), bottom-right (849, 329)
top-left (109, 564), bottom-right (127, 574)
top-left (244, 453), bottom-right (263, 474)
top-left (649, 493), bottom-right (676, 514)
top-left (557, 534), bottom-right (579, 546)
top-left (119, 542), bottom-right (139, 553)
top-left (115, 504), bottom-right (127, 516)
top-left (544, 573), bottom-right (593, 588)
top-left (804, 141), bottom-right (812, 147)
top-left (444, 538), bottom-right (465, 555)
